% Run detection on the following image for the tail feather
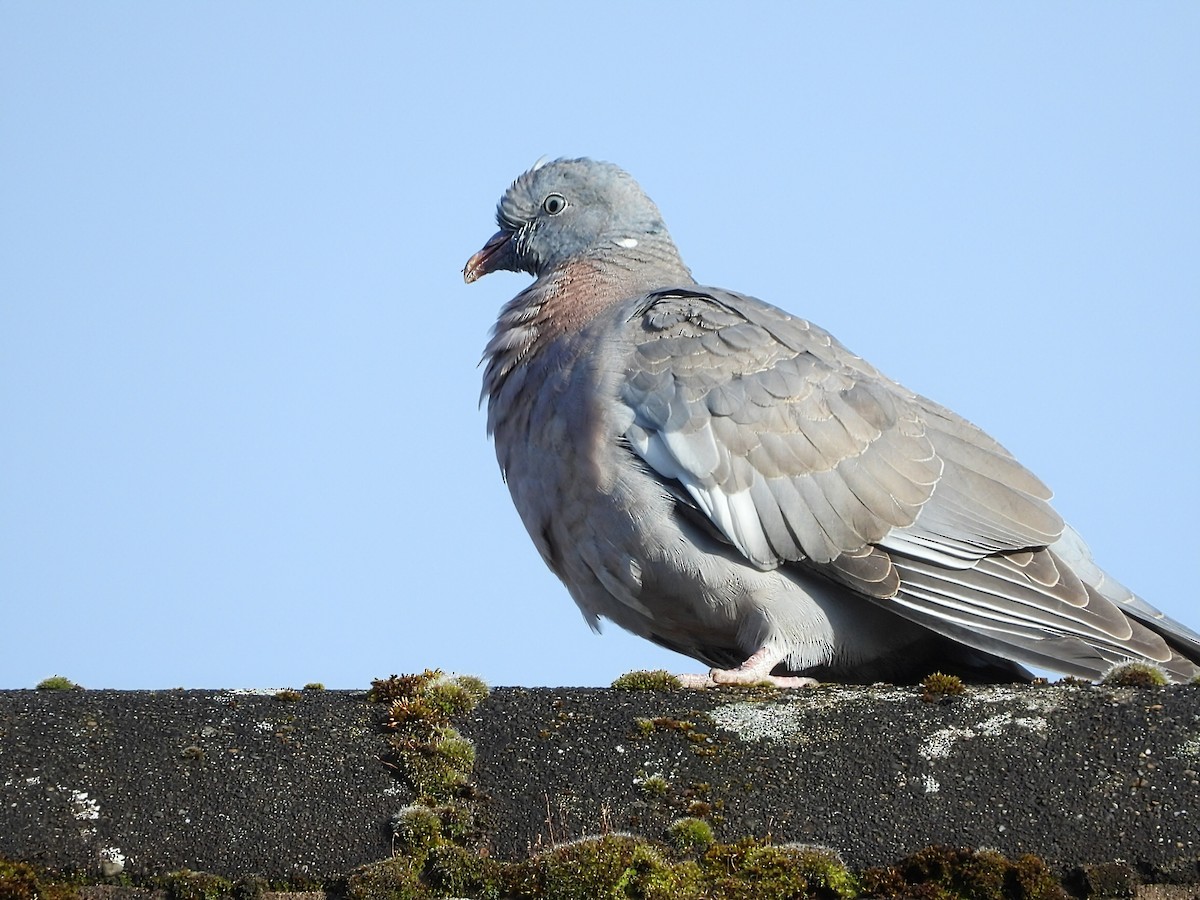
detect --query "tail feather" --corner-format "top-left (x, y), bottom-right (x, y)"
top-left (875, 524), bottom-right (1200, 683)
top-left (1051, 526), bottom-right (1200, 672)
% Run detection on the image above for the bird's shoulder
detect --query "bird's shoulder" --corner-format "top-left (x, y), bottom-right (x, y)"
top-left (615, 284), bottom-right (1061, 571)
top-left (625, 285), bottom-right (879, 381)
top-left (619, 285), bottom-right (906, 442)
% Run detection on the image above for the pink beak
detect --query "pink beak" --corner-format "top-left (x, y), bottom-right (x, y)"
top-left (463, 230), bottom-right (514, 284)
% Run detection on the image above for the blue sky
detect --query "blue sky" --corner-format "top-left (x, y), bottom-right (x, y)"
top-left (2, 4), bottom-right (1197, 689)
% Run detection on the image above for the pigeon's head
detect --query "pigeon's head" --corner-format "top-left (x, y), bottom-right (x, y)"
top-left (464, 157), bottom-right (678, 283)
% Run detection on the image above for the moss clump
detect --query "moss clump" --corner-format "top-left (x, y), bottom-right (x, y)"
top-left (273, 688), bottom-right (303, 702)
top-left (0, 858), bottom-right (79, 900)
top-left (0, 859), bottom-right (40, 900)
top-left (35, 676), bottom-right (80, 691)
top-left (372, 669), bottom-right (489, 713)
top-left (385, 695), bottom-right (441, 731)
top-left (500, 835), bottom-right (703, 900)
top-left (390, 725), bottom-right (476, 802)
top-left (155, 869), bottom-right (234, 900)
top-left (920, 672), bottom-right (966, 703)
top-left (703, 838), bottom-right (857, 900)
top-left (860, 845), bottom-right (1064, 900)
top-left (424, 843), bottom-right (503, 900)
top-left (0, 859), bottom-right (78, 900)
top-left (425, 674), bottom-right (490, 717)
top-left (1075, 862), bottom-right (1137, 898)
top-left (1102, 662), bottom-right (1168, 687)
top-left (1056, 676), bottom-right (1092, 687)
top-left (370, 668), bottom-right (489, 855)
top-left (667, 817), bottom-right (715, 854)
top-left (637, 772), bottom-right (671, 799)
top-left (506, 834), bottom-right (659, 900)
top-left (230, 876), bottom-right (268, 900)
top-left (390, 805), bottom-right (443, 858)
top-left (1008, 853), bottom-right (1066, 900)
top-left (303, 682), bottom-right (326, 691)
top-left (115, 839), bottom-right (1064, 900)
top-left (611, 669), bottom-right (683, 691)
top-left (616, 843), bottom-right (703, 900)
top-left (633, 717), bottom-right (656, 736)
top-left (782, 845), bottom-right (858, 900)
top-left (341, 855), bottom-right (424, 900)
top-left (368, 672), bottom-right (432, 704)
top-left (426, 802), bottom-right (475, 844)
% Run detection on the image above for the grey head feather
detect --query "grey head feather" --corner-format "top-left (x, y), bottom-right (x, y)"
top-left (490, 158), bottom-right (684, 279)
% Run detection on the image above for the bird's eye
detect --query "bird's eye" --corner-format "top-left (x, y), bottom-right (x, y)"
top-left (542, 193), bottom-right (567, 215)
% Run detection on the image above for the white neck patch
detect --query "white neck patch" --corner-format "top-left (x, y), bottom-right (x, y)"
top-left (614, 237), bottom-right (639, 249)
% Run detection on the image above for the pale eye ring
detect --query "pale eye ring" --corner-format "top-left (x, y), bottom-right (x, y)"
top-left (542, 193), bottom-right (567, 215)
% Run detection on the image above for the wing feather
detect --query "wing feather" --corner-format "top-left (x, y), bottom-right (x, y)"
top-left (619, 286), bottom-right (1195, 679)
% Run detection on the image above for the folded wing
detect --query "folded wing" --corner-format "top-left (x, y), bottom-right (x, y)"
top-left (620, 287), bottom-right (1198, 680)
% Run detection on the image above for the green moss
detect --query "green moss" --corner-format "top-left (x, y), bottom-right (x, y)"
top-left (615, 843), bottom-right (704, 900)
top-left (920, 672), bottom-right (966, 703)
top-left (390, 805), bottom-right (442, 858)
top-left (427, 802), bottom-right (476, 844)
top-left (507, 834), bottom-right (652, 900)
top-left (342, 855), bottom-right (426, 900)
top-left (631, 716), bottom-right (716, 756)
top-left (35, 676), bottom-right (80, 691)
top-left (303, 682), bottom-right (326, 691)
top-left (156, 869), bottom-right (234, 900)
top-left (369, 671), bottom-right (434, 704)
top-left (385, 695), bottom-right (440, 731)
top-left (1008, 853), bottom-right (1065, 900)
top-left (502, 836), bottom-right (703, 900)
top-left (633, 717), bottom-right (656, 736)
top-left (1056, 676), bottom-right (1092, 687)
top-left (371, 669), bottom-right (489, 811)
top-left (390, 726), bottom-right (476, 802)
top-left (0, 859), bottom-right (39, 900)
top-left (0, 839), bottom-right (1071, 900)
top-left (423, 675), bottom-right (489, 718)
top-left (611, 669), bottom-right (683, 691)
top-left (702, 838), bottom-right (858, 900)
top-left (1101, 662), bottom-right (1168, 687)
top-left (423, 843), bottom-right (503, 900)
top-left (667, 817), bottom-right (715, 854)
top-left (637, 772), bottom-right (671, 799)
top-left (0, 858), bottom-right (80, 900)
top-left (378, 672), bottom-right (489, 728)
top-left (448, 673), bottom-right (490, 703)
top-left (0, 864), bottom-right (87, 900)
top-left (273, 689), bottom-right (303, 702)
top-left (788, 845), bottom-right (858, 900)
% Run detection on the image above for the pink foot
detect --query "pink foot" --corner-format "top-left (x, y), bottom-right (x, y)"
top-left (677, 645), bottom-right (819, 689)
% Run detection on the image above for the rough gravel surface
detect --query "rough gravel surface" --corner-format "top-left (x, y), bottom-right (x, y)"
top-left (1, 684), bottom-right (1198, 880)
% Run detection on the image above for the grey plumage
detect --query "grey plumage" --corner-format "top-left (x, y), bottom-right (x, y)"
top-left (466, 157), bottom-right (1200, 685)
